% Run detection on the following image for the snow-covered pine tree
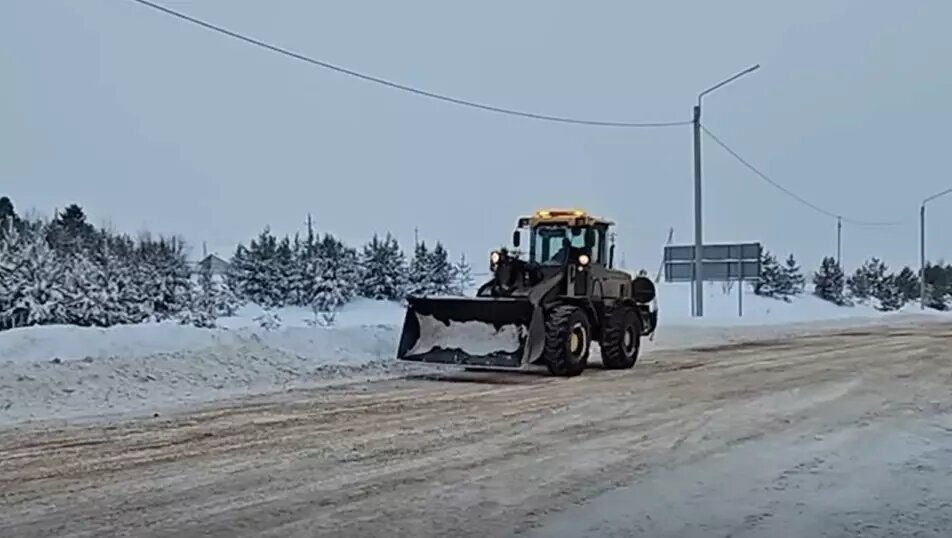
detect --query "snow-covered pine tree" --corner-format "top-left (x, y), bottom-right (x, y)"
top-left (0, 196), bottom-right (23, 242)
top-left (922, 262), bottom-right (951, 310)
top-left (406, 240), bottom-right (433, 297)
top-left (234, 228), bottom-right (281, 307)
top-left (875, 274), bottom-right (904, 311)
top-left (47, 203), bottom-right (96, 254)
top-left (893, 266), bottom-right (919, 303)
top-left (338, 240), bottom-right (360, 301)
top-left (274, 235), bottom-right (295, 307)
top-left (287, 233), bottom-right (307, 307)
top-left (846, 257), bottom-right (888, 301)
top-left (779, 254), bottom-right (805, 297)
top-left (64, 237), bottom-right (130, 327)
top-left (358, 233), bottom-right (408, 301)
top-left (310, 234), bottom-right (359, 311)
top-left (157, 236), bottom-right (194, 320)
top-left (813, 256), bottom-right (848, 306)
top-left (299, 214), bottom-right (319, 304)
top-left (0, 220), bottom-right (28, 329)
top-left (185, 263), bottom-right (240, 327)
top-left (453, 253), bottom-right (475, 296)
top-left (0, 222), bottom-right (69, 327)
top-left (754, 250), bottom-right (785, 299)
top-left (226, 243), bottom-right (252, 301)
top-left (426, 242), bottom-right (456, 296)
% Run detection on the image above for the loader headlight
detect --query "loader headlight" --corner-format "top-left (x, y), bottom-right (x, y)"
top-left (578, 254), bottom-right (590, 266)
top-left (490, 251), bottom-right (501, 264)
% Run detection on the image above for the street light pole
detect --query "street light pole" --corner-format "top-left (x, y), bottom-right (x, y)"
top-left (920, 187), bottom-right (952, 309)
top-left (692, 64), bottom-right (760, 317)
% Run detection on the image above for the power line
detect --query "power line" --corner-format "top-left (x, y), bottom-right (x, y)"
top-left (127, 0), bottom-right (691, 128)
top-left (700, 124), bottom-right (909, 227)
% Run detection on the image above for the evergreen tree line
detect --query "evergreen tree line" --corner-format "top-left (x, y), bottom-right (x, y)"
top-left (0, 197), bottom-right (477, 331)
top-left (0, 198), bottom-right (235, 330)
top-left (225, 221), bottom-right (476, 311)
top-left (753, 249), bottom-right (952, 311)
top-left (6, 194), bottom-right (950, 333)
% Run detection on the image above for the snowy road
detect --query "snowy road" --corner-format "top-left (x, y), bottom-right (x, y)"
top-left (1, 321), bottom-right (951, 537)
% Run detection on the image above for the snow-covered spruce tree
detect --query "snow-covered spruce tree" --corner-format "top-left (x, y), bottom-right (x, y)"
top-left (63, 238), bottom-right (129, 327)
top-left (813, 256), bottom-right (848, 306)
top-left (453, 253), bottom-right (475, 295)
top-left (753, 250), bottom-right (785, 299)
top-left (875, 274), bottom-right (904, 312)
top-left (0, 196), bottom-right (24, 242)
top-left (847, 257), bottom-right (888, 302)
top-left (0, 221), bottom-right (70, 327)
top-left (226, 243), bottom-right (252, 301)
top-left (296, 214), bottom-right (321, 306)
top-left (286, 233), bottom-right (307, 307)
top-left (133, 235), bottom-right (193, 321)
top-left (406, 240), bottom-right (433, 297)
top-left (46, 203), bottom-right (97, 255)
top-left (778, 254), bottom-right (805, 298)
top-left (230, 228), bottom-right (282, 307)
top-left (274, 235), bottom-right (295, 307)
top-left (426, 242), bottom-right (456, 296)
top-left (358, 233), bottom-right (408, 301)
top-left (0, 220), bottom-right (29, 329)
top-left (893, 266), bottom-right (919, 303)
top-left (922, 262), bottom-right (952, 310)
top-left (184, 264), bottom-right (240, 327)
top-left (310, 234), bottom-right (359, 311)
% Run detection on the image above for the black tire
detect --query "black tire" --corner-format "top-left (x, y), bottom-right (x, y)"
top-left (600, 305), bottom-right (641, 369)
top-left (544, 305), bottom-right (591, 377)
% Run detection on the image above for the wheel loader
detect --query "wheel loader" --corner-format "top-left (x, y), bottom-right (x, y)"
top-left (396, 209), bottom-right (658, 376)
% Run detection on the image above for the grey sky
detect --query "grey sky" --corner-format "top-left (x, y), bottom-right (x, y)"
top-left (3, 0), bottom-right (951, 275)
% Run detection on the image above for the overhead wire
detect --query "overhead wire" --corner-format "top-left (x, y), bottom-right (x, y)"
top-left (700, 124), bottom-right (910, 227)
top-left (126, 0), bottom-right (691, 128)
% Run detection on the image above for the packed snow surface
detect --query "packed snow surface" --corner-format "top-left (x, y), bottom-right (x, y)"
top-left (408, 314), bottom-right (524, 357)
top-left (1, 284), bottom-right (948, 425)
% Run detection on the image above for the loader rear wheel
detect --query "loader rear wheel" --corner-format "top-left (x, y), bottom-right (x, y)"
top-left (544, 305), bottom-right (590, 377)
top-left (600, 306), bottom-right (641, 369)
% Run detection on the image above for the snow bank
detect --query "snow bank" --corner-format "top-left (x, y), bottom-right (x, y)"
top-left (0, 300), bottom-right (418, 425)
top-left (1, 285), bottom-right (949, 426)
top-left (656, 282), bottom-right (925, 327)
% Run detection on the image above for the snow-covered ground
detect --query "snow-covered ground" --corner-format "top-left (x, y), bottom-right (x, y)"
top-left (0, 284), bottom-right (948, 426)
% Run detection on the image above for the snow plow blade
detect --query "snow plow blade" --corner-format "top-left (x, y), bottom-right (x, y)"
top-left (396, 296), bottom-right (546, 370)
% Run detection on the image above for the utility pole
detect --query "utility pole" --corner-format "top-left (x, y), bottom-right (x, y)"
top-left (692, 104), bottom-right (703, 317)
top-left (692, 64), bottom-right (761, 317)
top-left (836, 217), bottom-right (842, 266)
top-left (920, 188), bottom-right (952, 309)
top-left (920, 205), bottom-right (926, 309)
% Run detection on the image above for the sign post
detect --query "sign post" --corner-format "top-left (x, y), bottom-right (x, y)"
top-left (663, 242), bottom-right (761, 318)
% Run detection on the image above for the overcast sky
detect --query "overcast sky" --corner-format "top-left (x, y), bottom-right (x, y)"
top-left (3, 0), bottom-right (951, 277)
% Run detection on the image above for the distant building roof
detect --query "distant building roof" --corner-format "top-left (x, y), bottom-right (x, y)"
top-left (195, 254), bottom-right (230, 275)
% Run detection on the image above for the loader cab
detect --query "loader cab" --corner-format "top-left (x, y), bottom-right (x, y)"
top-left (514, 209), bottom-right (611, 267)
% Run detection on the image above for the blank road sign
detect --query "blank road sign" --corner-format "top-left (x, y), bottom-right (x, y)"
top-left (663, 242), bottom-right (762, 282)
top-left (663, 242), bottom-right (761, 262)
top-left (664, 260), bottom-right (761, 282)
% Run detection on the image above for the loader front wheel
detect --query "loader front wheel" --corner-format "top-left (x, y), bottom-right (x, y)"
top-left (600, 306), bottom-right (641, 369)
top-left (544, 305), bottom-right (590, 377)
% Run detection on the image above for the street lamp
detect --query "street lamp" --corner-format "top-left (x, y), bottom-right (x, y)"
top-left (692, 64), bottom-right (760, 317)
top-left (920, 187), bottom-right (952, 309)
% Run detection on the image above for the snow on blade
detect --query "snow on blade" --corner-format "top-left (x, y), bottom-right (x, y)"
top-left (409, 313), bottom-right (524, 356)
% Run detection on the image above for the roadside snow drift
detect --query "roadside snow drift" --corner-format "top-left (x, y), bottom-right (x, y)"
top-left (1, 287), bottom-right (948, 425)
